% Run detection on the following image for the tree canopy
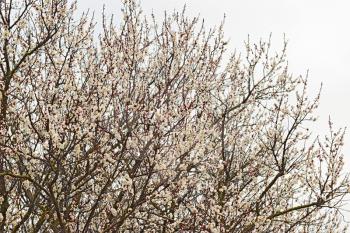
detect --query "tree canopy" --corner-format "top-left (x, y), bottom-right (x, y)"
top-left (0, 0), bottom-right (348, 232)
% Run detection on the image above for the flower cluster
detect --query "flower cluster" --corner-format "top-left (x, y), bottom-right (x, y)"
top-left (0, 0), bottom-right (348, 232)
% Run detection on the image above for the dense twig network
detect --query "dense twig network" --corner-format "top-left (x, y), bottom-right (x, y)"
top-left (0, 0), bottom-right (348, 232)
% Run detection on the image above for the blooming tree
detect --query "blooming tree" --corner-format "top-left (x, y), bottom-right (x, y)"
top-left (0, 0), bottom-right (348, 232)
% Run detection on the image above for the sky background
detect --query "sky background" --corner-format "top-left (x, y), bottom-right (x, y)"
top-left (78, 0), bottom-right (350, 220)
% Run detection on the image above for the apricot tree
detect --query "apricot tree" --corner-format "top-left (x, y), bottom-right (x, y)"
top-left (0, 0), bottom-right (348, 232)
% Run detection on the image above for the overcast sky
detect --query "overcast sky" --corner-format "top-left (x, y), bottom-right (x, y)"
top-left (78, 0), bottom-right (350, 217)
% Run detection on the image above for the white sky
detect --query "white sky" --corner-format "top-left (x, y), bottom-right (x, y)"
top-left (78, 0), bottom-right (350, 220)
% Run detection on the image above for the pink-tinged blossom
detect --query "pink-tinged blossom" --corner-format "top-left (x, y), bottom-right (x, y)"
top-left (0, 0), bottom-right (348, 232)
